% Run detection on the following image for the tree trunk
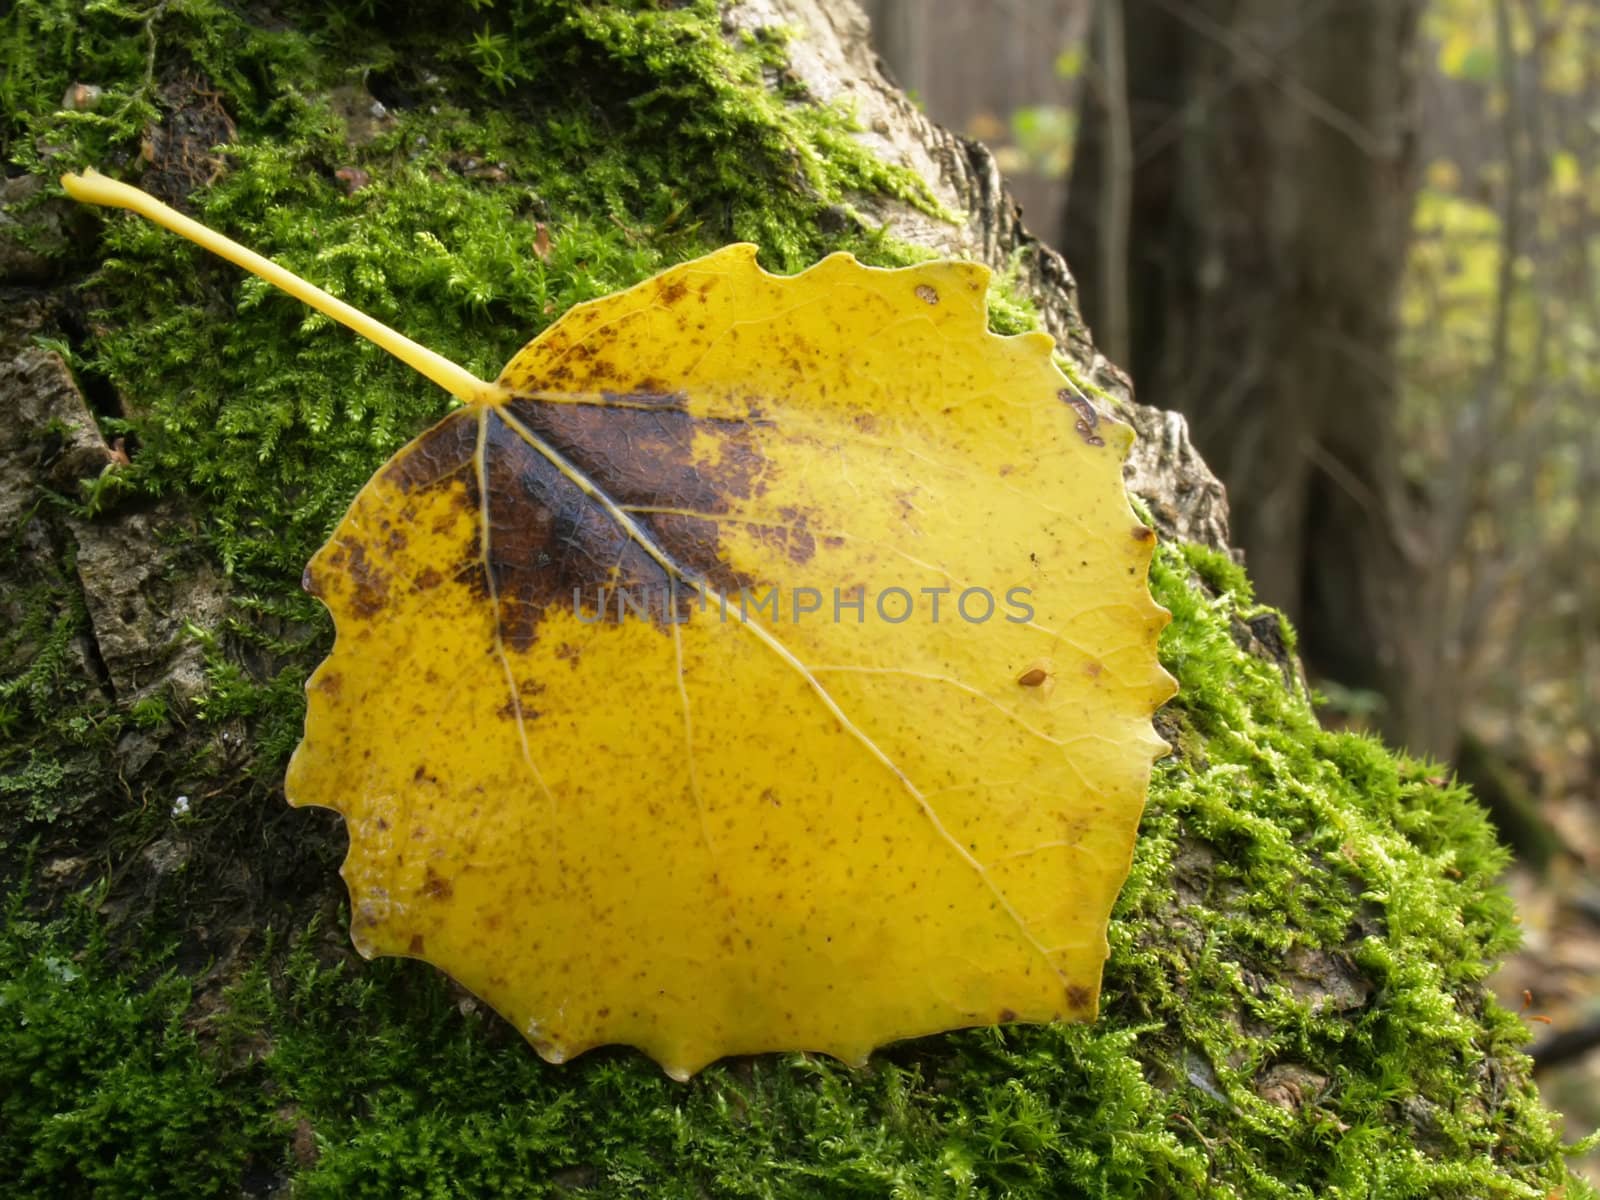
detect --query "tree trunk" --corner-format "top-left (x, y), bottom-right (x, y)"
top-left (1066, 0), bottom-right (1440, 754)
top-left (0, 2), bottom-right (1579, 1195)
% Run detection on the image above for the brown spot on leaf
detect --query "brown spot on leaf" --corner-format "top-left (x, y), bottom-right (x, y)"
top-left (1065, 984), bottom-right (1093, 1011)
top-left (409, 933), bottom-right (425, 954)
top-left (1017, 667), bottom-right (1048, 687)
top-left (343, 540), bottom-right (389, 619)
top-left (1058, 389), bottom-right (1107, 448)
top-left (422, 867), bottom-right (453, 900)
top-left (498, 696), bottom-right (541, 722)
top-left (915, 284), bottom-right (939, 305)
top-left (778, 507), bottom-right (815, 564)
top-left (1132, 525), bottom-right (1154, 542)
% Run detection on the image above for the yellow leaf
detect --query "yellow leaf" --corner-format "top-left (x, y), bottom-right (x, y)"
top-left (63, 170), bottom-right (1175, 1081)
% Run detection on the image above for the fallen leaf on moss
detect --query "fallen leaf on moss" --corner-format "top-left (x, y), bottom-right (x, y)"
top-left (63, 169), bottom-right (1175, 1081)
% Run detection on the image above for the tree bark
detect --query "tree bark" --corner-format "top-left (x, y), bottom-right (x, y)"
top-left (1066, 0), bottom-right (1437, 752)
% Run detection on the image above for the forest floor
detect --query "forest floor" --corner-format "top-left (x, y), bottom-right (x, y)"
top-left (1490, 779), bottom-right (1600, 1184)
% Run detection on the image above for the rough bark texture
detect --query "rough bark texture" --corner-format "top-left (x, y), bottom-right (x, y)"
top-left (0, 2), bottom-right (1586, 1196)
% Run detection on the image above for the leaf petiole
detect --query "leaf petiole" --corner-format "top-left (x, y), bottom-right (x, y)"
top-left (59, 168), bottom-right (503, 408)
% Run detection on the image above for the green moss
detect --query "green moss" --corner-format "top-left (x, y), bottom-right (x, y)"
top-left (3, 541), bottom-right (1590, 1198)
top-left (0, 545), bottom-right (125, 843)
top-left (1179, 541), bottom-right (1255, 604)
top-left (0, 889), bottom-right (276, 1196)
top-left (983, 253), bottom-right (1049, 336)
top-left (2, 0), bottom-right (1593, 1195)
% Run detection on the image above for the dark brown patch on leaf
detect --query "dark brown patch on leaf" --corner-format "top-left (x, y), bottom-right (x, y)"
top-left (353, 378), bottom-right (812, 652)
top-left (476, 411), bottom-right (677, 650)
top-left (504, 396), bottom-right (768, 507)
top-left (1065, 983), bottom-right (1093, 1011)
top-left (636, 512), bottom-right (723, 573)
top-left (745, 522), bottom-right (790, 560)
top-left (1132, 525), bottom-right (1154, 542)
top-left (422, 867), bottom-right (453, 900)
top-left (1017, 667), bottom-right (1048, 688)
top-left (387, 409), bottom-right (479, 495)
top-left (343, 540), bottom-right (389, 618)
top-left (778, 507), bottom-right (815, 564)
top-left (1058, 389), bottom-right (1107, 448)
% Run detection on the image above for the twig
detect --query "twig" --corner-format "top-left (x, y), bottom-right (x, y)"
top-left (1095, 0), bottom-right (1132, 366)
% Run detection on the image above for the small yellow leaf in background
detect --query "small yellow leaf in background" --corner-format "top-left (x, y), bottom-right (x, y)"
top-left (286, 246), bottom-right (1173, 1079)
top-left (59, 171), bottom-right (1173, 1082)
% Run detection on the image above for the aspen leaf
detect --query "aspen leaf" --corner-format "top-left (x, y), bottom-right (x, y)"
top-left (63, 170), bottom-right (1175, 1081)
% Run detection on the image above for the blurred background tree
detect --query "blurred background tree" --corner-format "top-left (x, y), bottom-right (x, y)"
top-left (866, 0), bottom-right (1599, 1178)
top-left (1066, 0), bottom-right (1428, 756)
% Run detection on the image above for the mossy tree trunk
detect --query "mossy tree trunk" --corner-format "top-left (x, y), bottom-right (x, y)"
top-left (0, 1), bottom-right (1589, 1196)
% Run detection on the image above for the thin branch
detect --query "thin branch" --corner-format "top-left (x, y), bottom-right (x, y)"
top-left (1096, 0), bottom-right (1132, 366)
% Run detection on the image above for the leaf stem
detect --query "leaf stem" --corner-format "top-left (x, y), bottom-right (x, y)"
top-left (60, 168), bottom-right (502, 408)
